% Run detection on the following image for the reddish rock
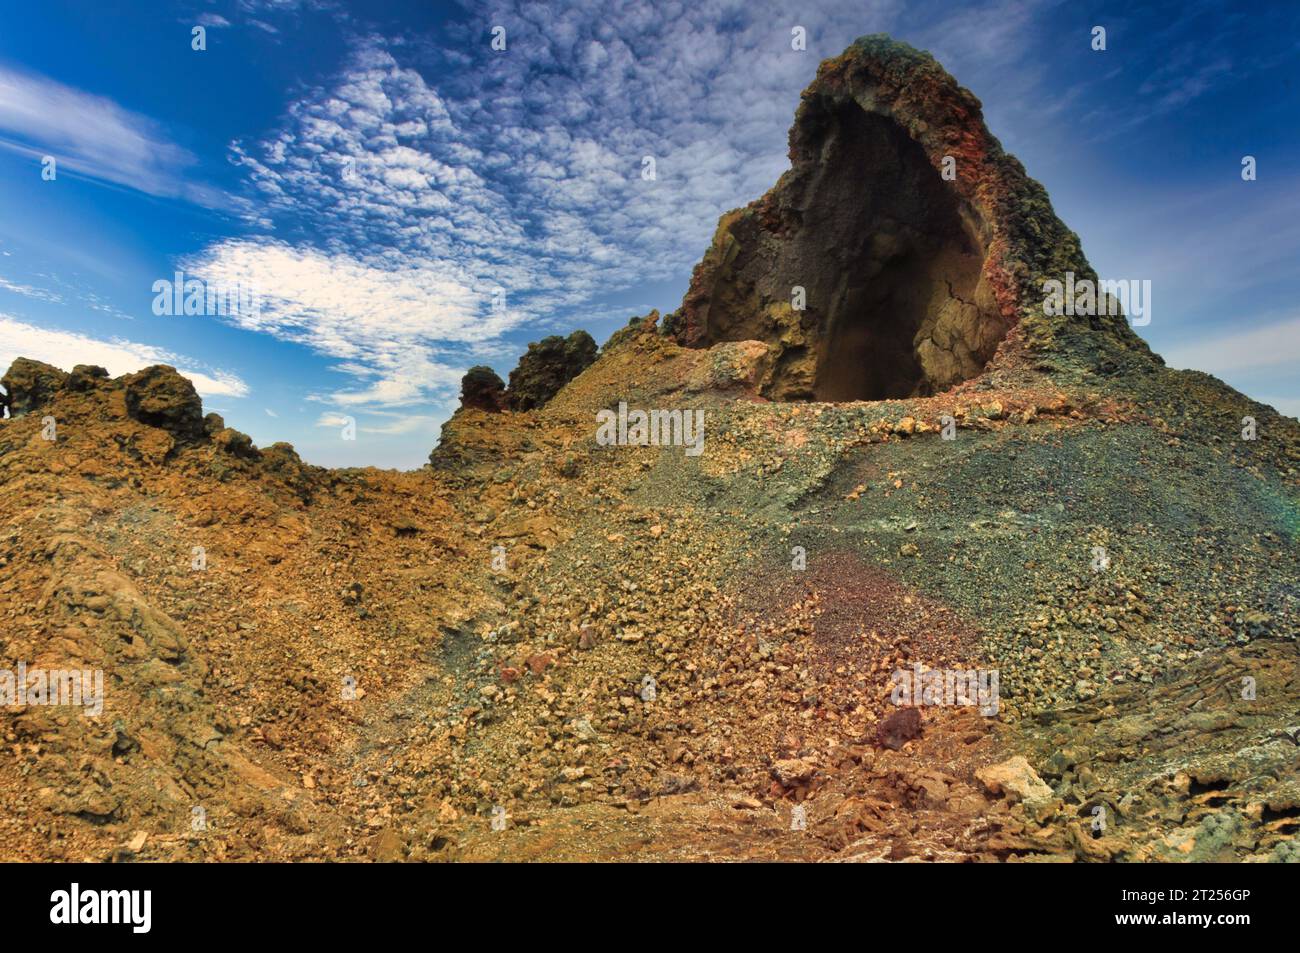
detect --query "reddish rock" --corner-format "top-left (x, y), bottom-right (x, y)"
top-left (667, 35), bottom-right (1155, 400)
top-left (877, 707), bottom-right (923, 750)
top-left (525, 653), bottom-right (555, 676)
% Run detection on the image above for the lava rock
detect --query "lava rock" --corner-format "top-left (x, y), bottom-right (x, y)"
top-left (877, 707), bottom-right (922, 750)
top-left (66, 364), bottom-right (110, 391)
top-left (1, 357), bottom-right (68, 417)
top-left (459, 365), bottom-right (506, 412)
top-left (506, 330), bottom-right (597, 410)
top-left (122, 365), bottom-right (205, 440)
top-left (213, 427), bottom-right (259, 458)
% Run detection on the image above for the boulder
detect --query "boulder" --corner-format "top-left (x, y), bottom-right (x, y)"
top-left (1, 358), bottom-right (67, 416)
top-left (975, 756), bottom-right (1054, 803)
top-left (877, 707), bottom-right (922, 750)
top-left (263, 442), bottom-right (302, 466)
top-left (459, 365), bottom-right (506, 412)
top-left (122, 365), bottom-right (205, 440)
top-left (771, 758), bottom-right (817, 786)
top-left (506, 330), bottom-right (597, 410)
top-left (66, 364), bottom-right (110, 391)
top-left (213, 427), bottom-right (259, 458)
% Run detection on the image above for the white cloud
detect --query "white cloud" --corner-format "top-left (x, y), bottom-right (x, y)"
top-left (0, 65), bottom-right (221, 204)
top-left (186, 240), bottom-right (519, 347)
top-left (314, 411), bottom-right (351, 428)
top-left (1161, 315), bottom-right (1300, 375)
top-left (183, 239), bottom-right (504, 408)
top-left (0, 276), bottom-right (62, 303)
top-left (312, 407), bottom-right (437, 439)
top-left (360, 412), bottom-right (440, 436)
top-left (0, 315), bottom-right (248, 398)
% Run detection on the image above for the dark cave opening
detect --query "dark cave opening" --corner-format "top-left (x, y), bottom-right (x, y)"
top-left (684, 98), bottom-right (1009, 403)
top-left (796, 104), bottom-right (993, 402)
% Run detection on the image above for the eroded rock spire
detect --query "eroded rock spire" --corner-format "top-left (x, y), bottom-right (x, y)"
top-left (665, 34), bottom-right (1153, 400)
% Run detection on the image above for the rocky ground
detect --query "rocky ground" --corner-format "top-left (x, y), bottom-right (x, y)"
top-left (0, 314), bottom-right (1295, 863)
top-left (0, 36), bottom-right (1296, 863)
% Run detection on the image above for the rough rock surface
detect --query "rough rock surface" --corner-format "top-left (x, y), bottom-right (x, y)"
top-left (2, 357), bottom-right (68, 417)
top-left (666, 35), bottom-right (1154, 400)
top-left (976, 756), bottom-right (1054, 803)
top-left (123, 365), bottom-right (206, 441)
top-left (878, 707), bottom-right (923, 750)
top-left (506, 330), bottom-right (598, 411)
top-left (459, 365), bottom-right (507, 412)
top-left (66, 365), bottom-right (110, 392)
top-left (0, 36), bottom-right (1296, 864)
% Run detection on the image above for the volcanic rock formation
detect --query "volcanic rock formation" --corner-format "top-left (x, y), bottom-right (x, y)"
top-left (459, 366), bottom-right (507, 412)
top-left (122, 365), bottom-right (207, 441)
top-left (506, 330), bottom-right (598, 411)
top-left (666, 35), bottom-right (1152, 400)
top-left (1, 36), bottom-right (1296, 866)
top-left (432, 330), bottom-right (600, 470)
top-left (2, 357), bottom-right (68, 417)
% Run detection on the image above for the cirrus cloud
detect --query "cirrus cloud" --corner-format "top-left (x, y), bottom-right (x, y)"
top-left (0, 64), bottom-right (224, 205)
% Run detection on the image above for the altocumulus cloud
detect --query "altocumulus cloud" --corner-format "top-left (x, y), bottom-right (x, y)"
top-left (183, 239), bottom-right (515, 408)
top-left (184, 0), bottom-right (1078, 426)
top-left (186, 0), bottom-right (913, 415)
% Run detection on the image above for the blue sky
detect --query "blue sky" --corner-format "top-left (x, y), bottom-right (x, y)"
top-left (0, 0), bottom-right (1296, 468)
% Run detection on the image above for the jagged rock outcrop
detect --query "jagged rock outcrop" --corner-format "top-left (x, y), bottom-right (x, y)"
top-left (1, 357), bottom-right (68, 417)
top-left (459, 365), bottom-right (507, 412)
top-left (66, 364), bottom-right (110, 392)
top-left (0, 359), bottom-right (307, 488)
top-left (665, 35), bottom-right (1153, 401)
top-left (506, 330), bottom-right (597, 410)
top-left (122, 365), bottom-right (206, 440)
top-left (433, 331), bottom-right (600, 468)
